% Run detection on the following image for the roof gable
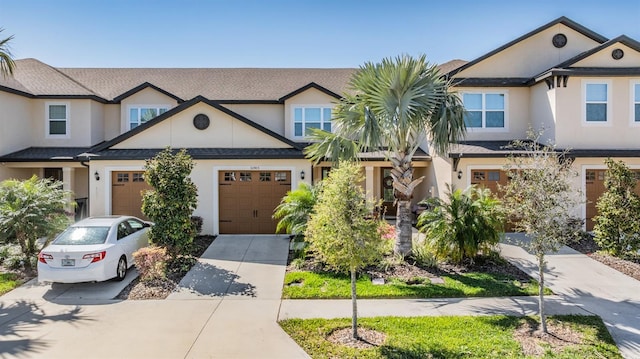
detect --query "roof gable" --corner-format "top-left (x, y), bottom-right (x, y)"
top-left (448, 17), bottom-right (608, 79)
top-left (561, 35), bottom-right (640, 68)
top-left (113, 82), bottom-right (183, 103)
top-left (92, 96), bottom-right (301, 152)
top-left (279, 82), bottom-right (342, 102)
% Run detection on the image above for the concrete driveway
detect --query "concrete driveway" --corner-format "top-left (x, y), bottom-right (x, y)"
top-left (0, 235), bottom-right (308, 359)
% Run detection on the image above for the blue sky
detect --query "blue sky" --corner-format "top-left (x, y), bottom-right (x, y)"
top-left (0, 0), bottom-right (638, 68)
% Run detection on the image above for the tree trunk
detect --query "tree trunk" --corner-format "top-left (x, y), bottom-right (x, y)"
top-left (351, 268), bottom-right (359, 339)
top-left (538, 254), bottom-right (547, 334)
top-left (390, 152), bottom-right (423, 257)
top-left (394, 200), bottom-right (413, 256)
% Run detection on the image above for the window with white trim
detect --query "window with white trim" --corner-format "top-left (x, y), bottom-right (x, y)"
top-left (633, 82), bottom-right (640, 123)
top-left (46, 102), bottom-right (69, 137)
top-left (462, 93), bottom-right (506, 129)
top-left (293, 106), bottom-right (332, 137)
top-left (128, 106), bottom-right (169, 129)
top-left (584, 82), bottom-right (609, 123)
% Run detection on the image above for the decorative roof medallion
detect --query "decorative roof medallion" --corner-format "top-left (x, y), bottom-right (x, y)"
top-left (193, 114), bottom-right (210, 130)
top-left (612, 49), bottom-right (624, 60)
top-left (552, 33), bottom-right (567, 48)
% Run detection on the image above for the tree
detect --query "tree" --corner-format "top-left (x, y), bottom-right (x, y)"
top-left (305, 55), bottom-right (465, 256)
top-left (0, 28), bottom-right (16, 78)
top-left (305, 161), bottom-right (384, 339)
top-left (593, 158), bottom-right (640, 256)
top-left (418, 185), bottom-right (504, 263)
top-left (501, 133), bottom-right (582, 334)
top-left (273, 182), bottom-right (319, 237)
top-left (0, 176), bottom-right (71, 272)
top-left (142, 147), bottom-right (198, 257)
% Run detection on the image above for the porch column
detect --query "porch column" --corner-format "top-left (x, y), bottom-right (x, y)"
top-left (62, 167), bottom-right (75, 216)
top-left (365, 166), bottom-right (374, 200)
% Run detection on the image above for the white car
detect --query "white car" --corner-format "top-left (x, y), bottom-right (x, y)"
top-left (38, 216), bottom-right (151, 283)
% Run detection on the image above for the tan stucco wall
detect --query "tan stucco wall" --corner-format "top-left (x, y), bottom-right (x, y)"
top-left (113, 102), bottom-right (290, 149)
top-left (574, 43), bottom-right (640, 67)
top-left (104, 104), bottom-right (121, 140)
top-left (90, 101), bottom-right (105, 144)
top-left (224, 104), bottom-right (284, 136)
top-left (119, 87), bottom-right (179, 134)
top-left (530, 83), bottom-right (556, 144)
top-left (426, 154), bottom-right (453, 199)
top-left (0, 166), bottom-right (38, 182)
top-left (283, 88), bottom-right (338, 139)
top-left (456, 24), bottom-right (601, 78)
top-left (89, 159), bottom-right (312, 235)
top-left (455, 87), bottom-right (530, 141)
top-left (555, 76), bottom-right (640, 149)
top-left (0, 92), bottom-right (32, 155)
top-left (31, 99), bottom-right (94, 147)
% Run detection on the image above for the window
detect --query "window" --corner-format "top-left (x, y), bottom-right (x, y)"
top-left (117, 173), bottom-right (129, 182)
top-left (127, 219), bottom-right (144, 231)
top-left (487, 171), bottom-right (500, 181)
top-left (583, 81), bottom-right (611, 124)
top-left (224, 172), bottom-right (236, 182)
top-left (462, 93), bottom-right (506, 129)
top-left (275, 172), bottom-right (288, 182)
top-left (239, 172), bottom-right (252, 182)
top-left (132, 173), bottom-right (145, 182)
top-left (293, 106), bottom-right (332, 137)
top-left (129, 106), bottom-right (169, 129)
top-left (46, 102), bottom-right (69, 137)
top-left (259, 172), bottom-right (271, 182)
top-left (633, 82), bottom-right (640, 123)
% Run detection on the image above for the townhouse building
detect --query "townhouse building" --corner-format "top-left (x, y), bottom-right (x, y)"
top-left (0, 17), bottom-right (638, 233)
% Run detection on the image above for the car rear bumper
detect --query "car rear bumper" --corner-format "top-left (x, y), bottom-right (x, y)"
top-left (37, 259), bottom-right (117, 283)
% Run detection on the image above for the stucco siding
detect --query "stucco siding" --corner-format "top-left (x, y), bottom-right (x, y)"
top-left (224, 104), bottom-right (284, 136)
top-left (456, 24), bottom-right (601, 78)
top-left (555, 76), bottom-right (640, 149)
top-left (0, 92), bottom-right (32, 155)
top-left (31, 99), bottom-right (93, 147)
top-left (530, 82), bottom-right (556, 143)
top-left (119, 87), bottom-right (179, 134)
top-left (112, 102), bottom-right (290, 149)
top-left (574, 44), bottom-right (640, 68)
top-left (283, 88), bottom-right (338, 140)
top-left (90, 101), bottom-right (105, 144)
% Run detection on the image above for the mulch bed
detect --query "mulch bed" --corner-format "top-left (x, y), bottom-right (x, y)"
top-left (569, 236), bottom-right (640, 282)
top-left (327, 327), bottom-right (387, 349)
top-left (514, 318), bottom-right (583, 356)
top-left (116, 235), bottom-right (216, 300)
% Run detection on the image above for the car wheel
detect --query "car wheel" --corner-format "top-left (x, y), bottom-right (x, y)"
top-left (116, 256), bottom-right (127, 281)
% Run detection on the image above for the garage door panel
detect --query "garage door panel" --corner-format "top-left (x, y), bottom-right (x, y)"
top-left (218, 170), bottom-right (291, 234)
top-left (112, 171), bottom-right (151, 220)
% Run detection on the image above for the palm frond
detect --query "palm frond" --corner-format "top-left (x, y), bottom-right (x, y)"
top-left (0, 29), bottom-right (16, 78)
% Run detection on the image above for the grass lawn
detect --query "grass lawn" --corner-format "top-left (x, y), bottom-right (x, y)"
top-left (283, 271), bottom-right (551, 299)
top-left (0, 272), bottom-right (22, 295)
top-left (280, 315), bottom-right (621, 359)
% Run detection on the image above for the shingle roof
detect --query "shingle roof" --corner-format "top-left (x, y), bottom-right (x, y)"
top-left (0, 147), bottom-right (91, 162)
top-left (0, 59), bottom-right (466, 101)
top-left (448, 141), bottom-right (529, 158)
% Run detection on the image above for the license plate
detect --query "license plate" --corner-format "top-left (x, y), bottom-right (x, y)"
top-left (61, 259), bottom-right (75, 266)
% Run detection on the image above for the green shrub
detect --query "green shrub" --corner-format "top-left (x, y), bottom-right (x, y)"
top-left (133, 246), bottom-right (169, 281)
top-left (411, 242), bottom-right (438, 268)
top-left (273, 182), bottom-right (319, 236)
top-left (418, 185), bottom-right (504, 263)
top-left (142, 148), bottom-right (198, 257)
top-left (593, 159), bottom-right (640, 256)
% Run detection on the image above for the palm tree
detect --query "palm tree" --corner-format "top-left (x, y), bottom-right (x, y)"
top-left (273, 182), bottom-right (319, 236)
top-left (417, 185), bottom-right (504, 263)
top-left (0, 29), bottom-right (16, 78)
top-left (306, 55), bottom-right (466, 256)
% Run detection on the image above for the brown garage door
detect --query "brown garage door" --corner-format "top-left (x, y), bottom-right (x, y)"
top-left (112, 171), bottom-right (152, 220)
top-left (585, 169), bottom-right (640, 230)
top-left (219, 170), bottom-right (291, 234)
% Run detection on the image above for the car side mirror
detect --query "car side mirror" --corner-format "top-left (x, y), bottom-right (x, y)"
top-left (143, 222), bottom-right (151, 228)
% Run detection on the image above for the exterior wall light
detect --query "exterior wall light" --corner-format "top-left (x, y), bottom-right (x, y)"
top-left (94, 171), bottom-right (100, 181)
top-left (457, 170), bottom-right (463, 180)
top-left (300, 170), bottom-right (305, 180)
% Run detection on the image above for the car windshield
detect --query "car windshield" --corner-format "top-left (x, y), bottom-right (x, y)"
top-left (52, 226), bottom-right (110, 245)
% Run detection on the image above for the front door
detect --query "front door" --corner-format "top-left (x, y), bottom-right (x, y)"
top-left (381, 168), bottom-right (396, 217)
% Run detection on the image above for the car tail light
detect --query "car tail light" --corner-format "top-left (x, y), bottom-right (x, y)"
top-left (82, 251), bottom-right (106, 263)
top-left (38, 252), bottom-right (53, 264)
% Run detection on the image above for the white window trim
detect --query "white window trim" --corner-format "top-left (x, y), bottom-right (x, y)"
top-left (630, 80), bottom-right (640, 127)
top-left (460, 91), bottom-right (509, 132)
top-left (582, 80), bottom-right (612, 127)
top-left (45, 101), bottom-right (70, 138)
top-left (126, 104), bottom-right (171, 131)
top-left (291, 104), bottom-right (334, 139)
